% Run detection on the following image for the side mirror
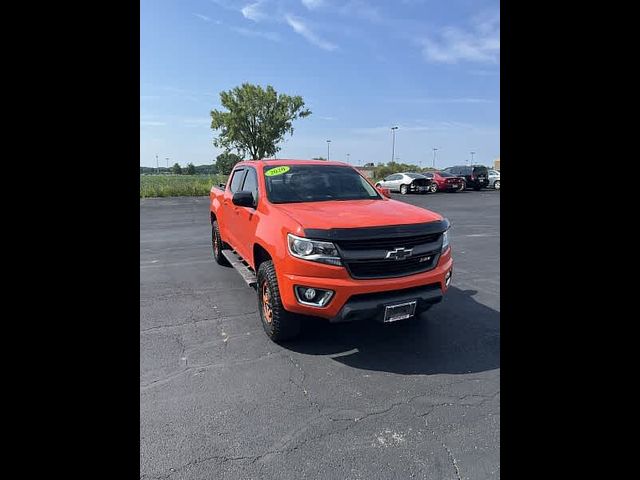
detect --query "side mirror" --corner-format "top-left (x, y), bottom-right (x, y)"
top-left (232, 191), bottom-right (256, 208)
top-left (377, 187), bottom-right (392, 198)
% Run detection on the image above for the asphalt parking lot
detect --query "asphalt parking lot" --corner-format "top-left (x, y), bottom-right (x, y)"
top-left (140, 189), bottom-right (500, 480)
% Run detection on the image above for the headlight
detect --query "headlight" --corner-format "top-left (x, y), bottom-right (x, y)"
top-left (287, 234), bottom-right (342, 266)
top-left (442, 229), bottom-right (450, 251)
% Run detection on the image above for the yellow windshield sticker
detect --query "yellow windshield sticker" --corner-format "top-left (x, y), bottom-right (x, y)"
top-left (265, 166), bottom-right (290, 177)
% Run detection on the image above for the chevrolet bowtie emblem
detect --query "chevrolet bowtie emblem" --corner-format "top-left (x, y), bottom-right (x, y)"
top-left (385, 247), bottom-right (413, 261)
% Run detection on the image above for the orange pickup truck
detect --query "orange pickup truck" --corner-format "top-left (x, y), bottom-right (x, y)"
top-left (210, 159), bottom-right (453, 342)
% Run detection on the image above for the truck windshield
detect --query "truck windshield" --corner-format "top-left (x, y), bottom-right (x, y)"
top-left (264, 165), bottom-right (382, 204)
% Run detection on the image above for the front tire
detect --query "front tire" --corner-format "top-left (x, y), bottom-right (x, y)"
top-left (212, 220), bottom-right (230, 266)
top-left (257, 261), bottom-right (301, 342)
top-left (429, 183), bottom-right (438, 193)
top-left (400, 184), bottom-right (408, 195)
top-left (494, 180), bottom-right (500, 190)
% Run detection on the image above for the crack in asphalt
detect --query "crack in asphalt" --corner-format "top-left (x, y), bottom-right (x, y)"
top-left (440, 440), bottom-right (463, 480)
top-left (139, 352), bottom-right (287, 391)
top-left (287, 355), bottom-right (321, 413)
top-left (141, 453), bottom-right (259, 479)
top-left (140, 312), bottom-right (258, 334)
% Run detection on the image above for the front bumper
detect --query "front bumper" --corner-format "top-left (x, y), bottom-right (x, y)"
top-left (277, 250), bottom-right (453, 321)
top-left (328, 283), bottom-right (443, 323)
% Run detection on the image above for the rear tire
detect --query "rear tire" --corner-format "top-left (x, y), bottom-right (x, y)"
top-left (457, 182), bottom-right (465, 192)
top-left (494, 180), bottom-right (500, 190)
top-left (400, 184), bottom-right (408, 195)
top-left (257, 261), bottom-right (301, 342)
top-left (429, 183), bottom-right (438, 193)
top-left (212, 221), bottom-right (230, 266)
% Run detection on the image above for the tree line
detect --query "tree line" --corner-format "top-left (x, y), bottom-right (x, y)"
top-left (139, 153), bottom-right (244, 176)
top-left (140, 163), bottom-right (203, 175)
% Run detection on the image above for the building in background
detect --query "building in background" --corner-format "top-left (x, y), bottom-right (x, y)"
top-left (493, 157), bottom-right (500, 171)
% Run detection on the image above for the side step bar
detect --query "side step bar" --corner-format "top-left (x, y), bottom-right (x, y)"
top-left (221, 250), bottom-right (257, 288)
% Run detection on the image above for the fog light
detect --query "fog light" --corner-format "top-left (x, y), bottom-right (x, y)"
top-left (445, 270), bottom-right (452, 287)
top-left (295, 286), bottom-right (334, 307)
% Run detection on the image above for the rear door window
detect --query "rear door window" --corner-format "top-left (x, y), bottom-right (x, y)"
top-left (241, 168), bottom-right (259, 203)
top-left (229, 168), bottom-right (246, 193)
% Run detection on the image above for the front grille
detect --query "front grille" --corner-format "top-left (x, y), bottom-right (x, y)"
top-left (335, 233), bottom-right (443, 279)
top-left (346, 254), bottom-right (439, 279)
top-left (336, 233), bottom-right (440, 251)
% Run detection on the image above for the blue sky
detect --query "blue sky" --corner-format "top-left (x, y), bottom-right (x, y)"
top-left (140, 0), bottom-right (499, 168)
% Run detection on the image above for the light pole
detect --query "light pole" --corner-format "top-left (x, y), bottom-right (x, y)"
top-left (470, 151), bottom-right (475, 164)
top-left (156, 154), bottom-right (159, 174)
top-left (326, 140), bottom-right (331, 160)
top-left (391, 126), bottom-right (398, 163)
top-left (432, 148), bottom-right (438, 169)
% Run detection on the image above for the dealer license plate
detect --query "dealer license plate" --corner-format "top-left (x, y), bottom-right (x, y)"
top-left (383, 300), bottom-right (417, 323)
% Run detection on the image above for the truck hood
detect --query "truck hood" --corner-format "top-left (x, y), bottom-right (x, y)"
top-left (272, 199), bottom-right (442, 230)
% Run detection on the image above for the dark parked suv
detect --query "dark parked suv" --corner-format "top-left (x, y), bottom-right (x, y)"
top-left (442, 165), bottom-right (490, 191)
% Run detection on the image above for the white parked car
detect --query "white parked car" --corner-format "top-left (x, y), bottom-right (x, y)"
top-left (488, 170), bottom-right (500, 190)
top-left (375, 172), bottom-right (432, 194)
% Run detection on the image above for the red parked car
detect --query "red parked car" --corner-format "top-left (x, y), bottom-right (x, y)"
top-left (423, 171), bottom-right (465, 192)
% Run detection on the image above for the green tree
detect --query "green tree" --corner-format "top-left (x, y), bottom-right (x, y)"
top-left (210, 83), bottom-right (311, 160)
top-left (215, 152), bottom-right (243, 175)
top-left (186, 162), bottom-right (196, 175)
top-left (374, 161), bottom-right (422, 180)
top-left (172, 163), bottom-right (183, 175)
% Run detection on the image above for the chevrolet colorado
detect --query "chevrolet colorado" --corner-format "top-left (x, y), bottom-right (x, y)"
top-left (210, 159), bottom-right (453, 342)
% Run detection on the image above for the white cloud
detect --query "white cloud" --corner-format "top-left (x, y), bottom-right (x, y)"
top-left (285, 14), bottom-right (337, 51)
top-left (231, 26), bottom-right (281, 42)
top-left (194, 13), bottom-right (211, 22)
top-left (241, 1), bottom-right (268, 22)
top-left (421, 11), bottom-right (500, 64)
top-left (301, 0), bottom-right (324, 10)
